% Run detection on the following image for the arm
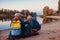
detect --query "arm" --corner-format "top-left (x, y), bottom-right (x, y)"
top-left (28, 19), bottom-right (34, 27)
top-left (21, 20), bottom-right (26, 32)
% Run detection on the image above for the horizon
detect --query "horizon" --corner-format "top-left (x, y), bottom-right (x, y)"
top-left (0, 0), bottom-right (59, 12)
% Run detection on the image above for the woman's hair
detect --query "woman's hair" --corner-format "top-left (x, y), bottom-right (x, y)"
top-left (27, 13), bottom-right (33, 17)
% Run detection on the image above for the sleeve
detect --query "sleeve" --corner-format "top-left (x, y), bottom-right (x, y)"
top-left (28, 19), bottom-right (34, 27)
top-left (21, 21), bottom-right (26, 32)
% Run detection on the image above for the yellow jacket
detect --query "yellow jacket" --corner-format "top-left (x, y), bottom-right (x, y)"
top-left (11, 20), bottom-right (21, 28)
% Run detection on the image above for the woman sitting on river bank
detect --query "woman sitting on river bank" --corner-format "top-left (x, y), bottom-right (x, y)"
top-left (24, 14), bottom-right (41, 36)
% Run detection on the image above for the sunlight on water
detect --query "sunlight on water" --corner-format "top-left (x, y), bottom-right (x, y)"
top-left (0, 21), bottom-right (11, 30)
top-left (0, 17), bottom-right (43, 30)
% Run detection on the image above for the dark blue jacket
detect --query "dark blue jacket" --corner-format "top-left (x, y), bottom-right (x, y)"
top-left (27, 18), bottom-right (41, 30)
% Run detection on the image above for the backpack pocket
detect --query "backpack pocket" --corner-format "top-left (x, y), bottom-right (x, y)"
top-left (11, 28), bottom-right (21, 36)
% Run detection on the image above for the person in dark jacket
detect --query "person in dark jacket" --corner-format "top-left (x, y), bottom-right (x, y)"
top-left (25, 14), bottom-right (41, 35)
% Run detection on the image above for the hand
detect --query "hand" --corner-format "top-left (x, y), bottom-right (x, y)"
top-left (33, 29), bottom-right (38, 32)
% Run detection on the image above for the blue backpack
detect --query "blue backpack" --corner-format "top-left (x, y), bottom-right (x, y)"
top-left (28, 19), bottom-right (41, 30)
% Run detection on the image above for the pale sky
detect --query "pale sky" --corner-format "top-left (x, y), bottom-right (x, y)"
top-left (0, 0), bottom-right (59, 11)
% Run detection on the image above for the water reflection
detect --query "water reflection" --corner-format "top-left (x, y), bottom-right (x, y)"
top-left (0, 17), bottom-right (43, 30)
top-left (37, 17), bottom-right (43, 24)
top-left (0, 21), bottom-right (11, 30)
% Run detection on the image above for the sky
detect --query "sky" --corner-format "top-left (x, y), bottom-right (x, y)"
top-left (0, 0), bottom-right (59, 12)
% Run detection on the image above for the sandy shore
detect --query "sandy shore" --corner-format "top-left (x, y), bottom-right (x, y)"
top-left (0, 20), bottom-right (60, 40)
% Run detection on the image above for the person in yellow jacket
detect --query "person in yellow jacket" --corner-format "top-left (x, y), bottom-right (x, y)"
top-left (8, 13), bottom-right (26, 40)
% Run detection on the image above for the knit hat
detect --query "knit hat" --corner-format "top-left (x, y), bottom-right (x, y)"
top-left (15, 13), bottom-right (23, 16)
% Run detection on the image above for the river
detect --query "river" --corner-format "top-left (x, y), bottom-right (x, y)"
top-left (0, 17), bottom-right (43, 30)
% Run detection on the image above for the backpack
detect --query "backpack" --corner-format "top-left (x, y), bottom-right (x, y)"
top-left (10, 20), bottom-right (21, 36)
top-left (28, 19), bottom-right (41, 30)
top-left (32, 19), bottom-right (41, 30)
top-left (11, 20), bottom-right (21, 28)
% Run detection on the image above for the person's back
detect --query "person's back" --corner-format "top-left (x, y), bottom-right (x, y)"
top-left (27, 17), bottom-right (41, 32)
top-left (26, 14), bottom-right (41, 31)
top-left (24, 14), bottom-right (41, 36)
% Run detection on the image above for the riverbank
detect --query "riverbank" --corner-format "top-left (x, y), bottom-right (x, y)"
top-left (24, 20), bottom-right (60, 40)
top-left (0, 20), bottom-right (60, 40)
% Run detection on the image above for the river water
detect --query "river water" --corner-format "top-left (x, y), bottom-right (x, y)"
top-left (0, 17), bottom-right (43, 30)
